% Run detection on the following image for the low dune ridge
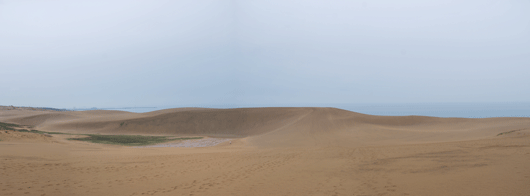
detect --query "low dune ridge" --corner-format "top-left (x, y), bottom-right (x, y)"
top-left (34, 107), bottom-right (313, 136)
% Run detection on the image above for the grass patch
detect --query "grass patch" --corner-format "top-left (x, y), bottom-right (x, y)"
top-left (497, 129), bottom-right (521, 136)
top-left (29, 129), bottom-right (67, 134)
top-left (68, 135), bottom-right (202, 146)
top-left (1, 122), bottom-right (65, 134)
top-left (12, 129), bottom-right (66, 135)
top-left (1, 121), bottom-right (201, 146)
top-left (15, 129), bottom-right (30, 132)
top-left (0, 122), bottom-right (20, 130)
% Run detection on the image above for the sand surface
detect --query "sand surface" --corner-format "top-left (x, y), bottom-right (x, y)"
top-left (1, 107), bottom-right (529, 196)
top-left (137, 138), bottom-right (232, 148)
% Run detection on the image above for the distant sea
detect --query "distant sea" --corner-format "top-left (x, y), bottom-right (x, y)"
top-left (111, 103), bottom-right (530, 118)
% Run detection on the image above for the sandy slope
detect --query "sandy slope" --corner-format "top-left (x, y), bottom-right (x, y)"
top-left (1, 107), bottom-right (529, 196)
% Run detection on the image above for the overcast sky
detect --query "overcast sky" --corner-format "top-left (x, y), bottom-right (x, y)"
top-left (1, 0), bottom-right (529, 108)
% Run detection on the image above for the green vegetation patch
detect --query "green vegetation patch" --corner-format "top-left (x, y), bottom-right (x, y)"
top-left (14, 129), bottom-right (66, 135)
top-left (68, 135), bottom-right (202, 146)
top-left (0, 122), bottom-right (20, 130)
top-left (497, 129), bottom-right (521, 136)
top-left (14, 129), bottom-right (30, 132)
top-left (1, 121), bottom-right (201, 146)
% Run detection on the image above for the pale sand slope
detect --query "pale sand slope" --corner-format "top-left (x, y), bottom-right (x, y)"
top-left (1, 107), bottom-right (529, 196)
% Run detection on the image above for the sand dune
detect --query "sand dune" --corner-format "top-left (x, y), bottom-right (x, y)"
top-left (1, 107), bottom-right (529, 196)
top-left (5, 107), bottom-right (526, 146)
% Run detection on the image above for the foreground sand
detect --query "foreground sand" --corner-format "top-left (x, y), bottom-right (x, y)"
top-left (1, 107), bottom-right (529, 196)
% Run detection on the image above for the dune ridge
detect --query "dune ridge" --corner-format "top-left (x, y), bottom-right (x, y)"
top-left (2, 107), bottom-right (529, 147)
